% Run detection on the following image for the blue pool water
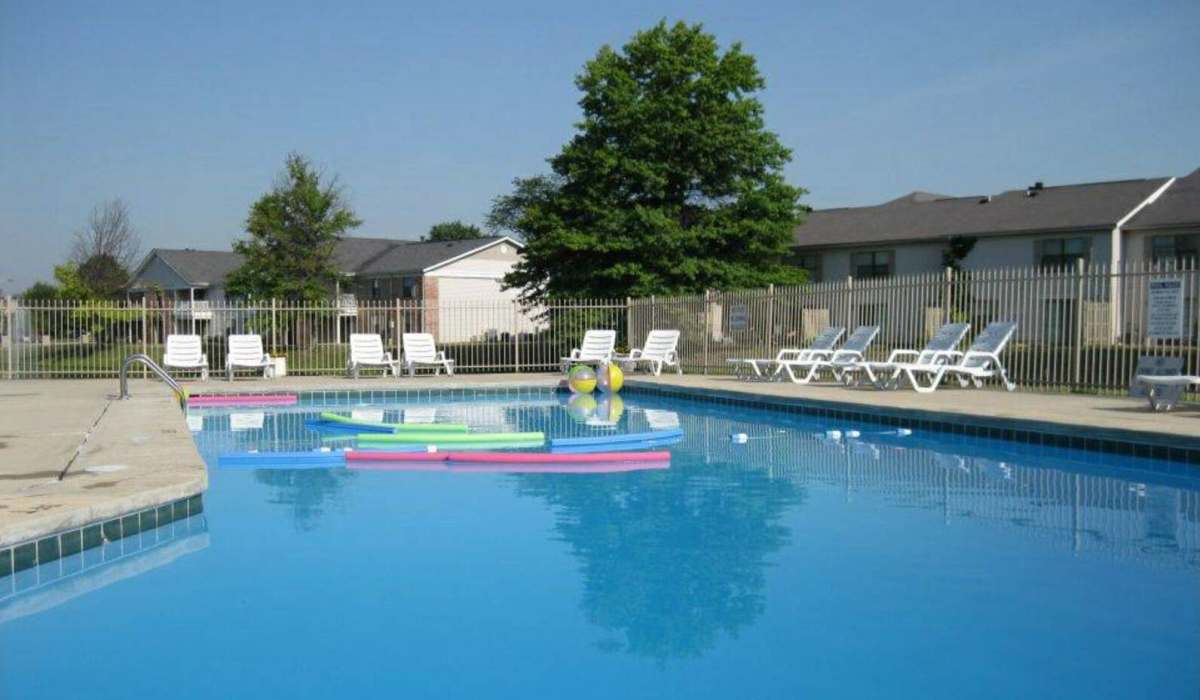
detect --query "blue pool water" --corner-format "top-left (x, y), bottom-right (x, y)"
top-left (3, 390), bottom-right (1199, 698)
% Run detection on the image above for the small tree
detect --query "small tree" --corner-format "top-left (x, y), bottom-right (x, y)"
top-left (226, 154), bottom-right (362, 301)
top-left (423, 220), bottom-right (484, 242)
top-left (491, 21), bottom-right (807, 302)
top-left (71, 198), bottom-right (141, 271)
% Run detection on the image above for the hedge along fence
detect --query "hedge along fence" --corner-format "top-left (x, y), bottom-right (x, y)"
top-left (2, 259), bottom-right (1198, 392)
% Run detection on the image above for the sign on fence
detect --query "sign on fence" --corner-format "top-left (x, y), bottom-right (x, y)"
top-left (728, 304), bottom-right (749, 332)
top-left (1147, 277), bottom-right (1184, 340)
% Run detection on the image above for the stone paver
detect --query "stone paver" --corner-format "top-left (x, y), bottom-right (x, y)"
top-left (0, 380), bottom-right (206, 548)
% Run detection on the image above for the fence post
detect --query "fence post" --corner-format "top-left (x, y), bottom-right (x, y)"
top-left (271, 298), bottom-right (278, 353)
top-left (1073, 258), bottom-right (1085, 390)
top-left (845, 276), bottom-right (855, 329)
top-left (140, 297), bottom-right (148, 379)
top-left (5, 296), bottom-right (12, 380)
top-left (703, 290), bottom-right (711, 376)
top-left (394, 299), bottom-right (402, 358)
top-left (943, 267), bottom-right (954, 324)
top-left (765, 283), bottom-right (775, 353)
top-left (512, 302), bottom-right (520, 373)
top-left (625, 297), bottom-right (632, 351)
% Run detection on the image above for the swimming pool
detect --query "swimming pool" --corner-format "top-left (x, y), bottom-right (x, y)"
top-left (3, 388), bottom-right (1199, 698)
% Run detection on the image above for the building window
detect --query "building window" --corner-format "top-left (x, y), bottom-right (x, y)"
top-left (1039, 238), bottom-right (1090, 268)
top-left (1150, 234), bottom-right (1200, 266)
top-left (402, 277), bottom-right (419, 299)
top-left (851, 251), bottom-right (893, 279)
top-left (792, 252), bottom-right (822, 282)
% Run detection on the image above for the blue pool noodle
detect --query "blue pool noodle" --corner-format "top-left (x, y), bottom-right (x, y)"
top-left (549, 429), bottom-right (683, 449)
top-left (550, 436), bottom-right (683, 454)
top-left (218, 451), bottom-right (348, 469)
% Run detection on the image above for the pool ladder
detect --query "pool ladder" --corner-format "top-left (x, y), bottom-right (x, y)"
top-left (118, 353), bottom-right (183, 399)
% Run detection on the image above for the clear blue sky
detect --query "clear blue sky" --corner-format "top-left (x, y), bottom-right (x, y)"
top-left (2, 0), bottom-right (1198, 293)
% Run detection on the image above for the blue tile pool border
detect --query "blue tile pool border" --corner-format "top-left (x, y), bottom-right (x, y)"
top-left (621, 381), bottom-right (1200, 465)
top-left (0, 494), bottom-right (204, 580)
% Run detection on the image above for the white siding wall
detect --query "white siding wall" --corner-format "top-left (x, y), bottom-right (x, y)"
top-left (131, 256), bottom-right (190, 291)
top-left (427, 242), bottom-right (535, 342)
top-left (807, 231), bottom-right (1112, 282)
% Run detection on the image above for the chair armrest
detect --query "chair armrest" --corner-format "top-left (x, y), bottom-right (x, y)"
top-left (262, 353), bottom-right (273, 364)
top-left (628, 348), bottom-right (644, 359)
top-left (201, 353), bottom-right (208, 365)
top-left (886, 349), bottom-right (920, 363)
top-left (435, 351), bottom-right (448, 361)
top-left (830, 350), bottom-right (863, 364)
top-left (957, 350), bottom-right (998, 366)
top-left (568, 349), bottom-right (582, 360)
top-left (384, 352), bottom-right (393, 362)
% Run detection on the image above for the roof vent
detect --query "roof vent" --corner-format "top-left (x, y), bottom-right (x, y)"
top-left (978, 196), bottom-right (991, 204)
top-left (1025, 181), bottom-right (1044, 197)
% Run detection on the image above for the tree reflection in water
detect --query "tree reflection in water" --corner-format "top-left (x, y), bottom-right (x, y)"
top-left (254, 468), bottom-right (356, 531)
top-left (514, 464), bottom-right (804, 661)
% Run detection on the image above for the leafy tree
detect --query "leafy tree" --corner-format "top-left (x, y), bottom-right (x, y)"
top-left (490, 21), bottom-right (807, 302)
top-left (77, 253), bottom-right (129, 299)
top-left (51, 263), bottom-right (91, 301)
top-left (20, 281), bottom-right (60, 301)
top-left (226, 153), bottom-right (362, 301)
top-left (423, 220), bottom-right (484, 242)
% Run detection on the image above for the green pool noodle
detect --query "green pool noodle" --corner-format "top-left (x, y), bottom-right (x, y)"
top-left (319, 411), bottom-right (468, 433)
top-left (356, 431), bottom-right (546, 444)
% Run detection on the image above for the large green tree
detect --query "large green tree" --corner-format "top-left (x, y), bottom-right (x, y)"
top-left (490, 21), bottom-right (806, 302)
top-left (226, 154), bottom-right (362, 301)
top-left (423, 220), bottom-right (483, 242)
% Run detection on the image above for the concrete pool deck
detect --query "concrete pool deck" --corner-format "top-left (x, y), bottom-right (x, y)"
top-left (3, 370), bottom-right (1197, 550)
top-left (0, 380), bottom-right (208, 549)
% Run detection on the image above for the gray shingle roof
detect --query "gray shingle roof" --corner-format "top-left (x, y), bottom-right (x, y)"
top-left (356, 237), bottom-right (512, 275)
top-left (133, 236), bottom-right (515, 288)
top-left (794, 178), bottom-right (1172, 249)
top-left (154, 248), bottom-right (244, 286)
top-left (1126, 169), bottom-right (1200, 230)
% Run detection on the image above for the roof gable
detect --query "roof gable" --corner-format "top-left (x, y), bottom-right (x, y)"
top-left (1126, 168), bottom-right (1200, 230)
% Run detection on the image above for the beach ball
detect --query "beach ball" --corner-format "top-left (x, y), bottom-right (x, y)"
top-left (568, 364), bottom-right (597, 394)
top-left (566, 392), bottom-right (598, 422)
top-left (589, 394), bottom-right (625, 426)
top-left (597, 362), bottom-right (624, 393)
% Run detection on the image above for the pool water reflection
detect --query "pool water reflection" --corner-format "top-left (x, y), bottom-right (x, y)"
top-left (2, 392), bottom-right (1198, 699)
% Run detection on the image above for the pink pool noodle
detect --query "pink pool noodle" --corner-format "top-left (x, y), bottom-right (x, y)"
top-left (188, 394), bottom-right (298, 407)
top-left (345, 450), bottom-right (671, 464)
top-left (450, 450), bottom-right (671, 464)
top-left (349, 459), bottom-right (668, 474)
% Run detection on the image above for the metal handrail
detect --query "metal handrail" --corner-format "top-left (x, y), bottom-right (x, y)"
top-left (119, 353), bottom-right (182, 399)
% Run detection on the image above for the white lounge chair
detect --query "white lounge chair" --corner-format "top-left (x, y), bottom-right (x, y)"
top-left (225, 334), bottom-right (273, 381)
top-left (560, 330), bottom-right (616, 373)
top-left (778, 325), bottom-right (879, 384)
top-left (163, 334), bottom-right (208, 381)
top-left (401, 333), bottom-right (455, 376)
top-left (1133, 356), bottom-right (1195, 410)
top-left (727, 327), bottom-right (844, 380)
top-left (881, 322), bottom-right (1016, 393)
top-left (622, 329), bottom-right (681, 375)
top-left (844, 322), bottom-right (970, 389)
top-left (938, 322), bottom-right (1018, 392)
top-left (347, 333), bottom-right (400, 378)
